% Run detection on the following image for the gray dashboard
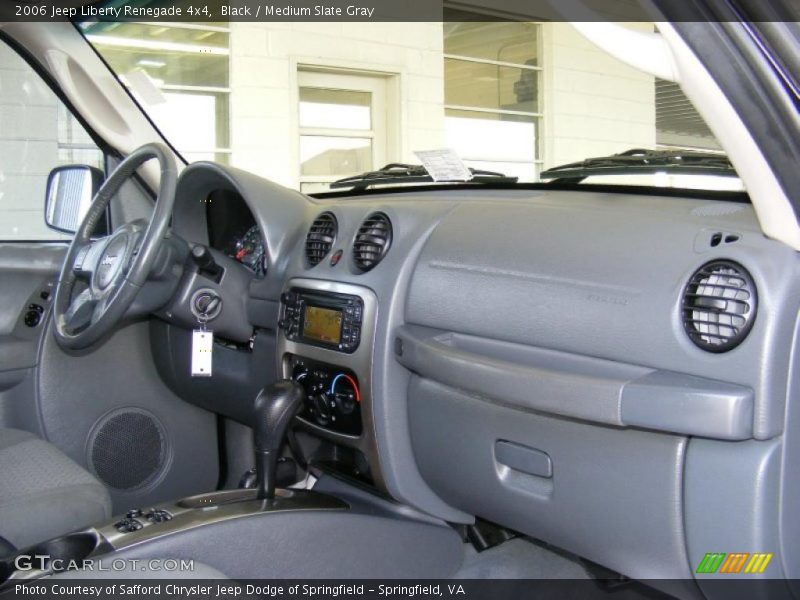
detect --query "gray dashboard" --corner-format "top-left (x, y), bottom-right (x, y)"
top-left (167, 162), bottom-right (800, 591)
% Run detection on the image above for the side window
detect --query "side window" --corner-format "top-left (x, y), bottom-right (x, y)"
top-left (0, 40), bottom-right (103, 241)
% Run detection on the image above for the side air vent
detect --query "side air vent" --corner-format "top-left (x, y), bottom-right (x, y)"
top-left (682, 260), bottom-right (757, 353)
top-left (305, 212), bottom-right (337, 267)
top-left (353, 212), bottom-right (392, 272)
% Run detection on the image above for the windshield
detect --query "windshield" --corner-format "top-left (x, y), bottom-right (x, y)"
top-left (79, 13), bottom-right (742, 194)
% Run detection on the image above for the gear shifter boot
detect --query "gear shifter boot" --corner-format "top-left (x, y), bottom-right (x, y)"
top-left (239, 458), bottom-right (298, 490)
top-left (252, 380), bottom-right (305, 500)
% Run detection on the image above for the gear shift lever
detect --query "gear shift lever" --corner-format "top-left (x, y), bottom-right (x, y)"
top-left (252, 380), bottom-right (305, 500)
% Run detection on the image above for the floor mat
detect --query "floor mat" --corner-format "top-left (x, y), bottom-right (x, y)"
top-left (453, 537), bottom-right (591, 579)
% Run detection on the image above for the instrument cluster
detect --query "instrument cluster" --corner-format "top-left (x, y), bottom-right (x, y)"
top-left (230, 224), bottom-right (266, 276)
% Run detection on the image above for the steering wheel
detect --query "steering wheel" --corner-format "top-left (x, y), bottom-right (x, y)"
top-left (53, 143), bottom-right (177, 350)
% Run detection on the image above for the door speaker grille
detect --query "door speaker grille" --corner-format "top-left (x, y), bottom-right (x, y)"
top-left (89, 409), bottom-right (167, 490)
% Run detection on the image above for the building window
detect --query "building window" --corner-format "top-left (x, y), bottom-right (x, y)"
top-left (297, 70), bottom-right (389, 193)
top-left (81, 22), bottom-right (231, 164)
top-left (57, 105), bottom-right (103, 168)
top-left (443, 18), bottom-right (543, 180)
top-left (655, 78), bottom-right (721, 151)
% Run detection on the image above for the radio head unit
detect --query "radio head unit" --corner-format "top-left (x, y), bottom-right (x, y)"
top-left (279, 288), bottom-right (363, 353)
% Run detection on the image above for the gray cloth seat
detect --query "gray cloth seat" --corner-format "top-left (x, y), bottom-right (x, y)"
top-left (0, 428), bottom-right (111, 549)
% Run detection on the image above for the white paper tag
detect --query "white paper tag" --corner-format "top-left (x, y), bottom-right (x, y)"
top-left (191, 330), bottom-right (213, 377)
top-left (414, 148), bottom-right (473, 182)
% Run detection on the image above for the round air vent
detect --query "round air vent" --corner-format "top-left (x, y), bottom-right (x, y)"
top-left (305, 212), bottom-right (337, 267)
top-left (682, 260), bottom-right (757, 353)
top-left (353, 212), bottom-right (392, 272)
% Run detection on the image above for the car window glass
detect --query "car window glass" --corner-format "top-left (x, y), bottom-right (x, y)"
top-left (0, 40), bottom-right (103, 241)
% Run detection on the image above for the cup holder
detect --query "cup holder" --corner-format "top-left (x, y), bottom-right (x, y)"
top-left (1, 532), bottom-right (99, 581)
top-left (27, 532), bottom-right (99, 567)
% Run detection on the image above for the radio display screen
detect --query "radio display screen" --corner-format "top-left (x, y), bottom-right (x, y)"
top-left (302, 305), bottom-right (343, 345)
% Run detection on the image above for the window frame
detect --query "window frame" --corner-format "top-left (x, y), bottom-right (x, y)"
top-left (296, 69), bottom-right (390, 192)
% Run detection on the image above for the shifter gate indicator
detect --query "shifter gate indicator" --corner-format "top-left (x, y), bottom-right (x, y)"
top-left (302, 306), bottom-right (343, 344)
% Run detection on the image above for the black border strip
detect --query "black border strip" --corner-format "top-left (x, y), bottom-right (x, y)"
top-left (1, 0), bottom-right (798, 22)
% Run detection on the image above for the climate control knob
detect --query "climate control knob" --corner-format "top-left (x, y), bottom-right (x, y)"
top-left (314, 392), bottom-right (332, 424)
top-left (334, 390), bottom-right (357, 415)
top-left (291, 364), bottom-right (309, 383)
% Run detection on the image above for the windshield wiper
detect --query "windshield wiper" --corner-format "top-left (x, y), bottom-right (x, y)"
top-left (330, 163), bottom-right (518, 191)
top-left (539, 148), bottom-right (737, 183)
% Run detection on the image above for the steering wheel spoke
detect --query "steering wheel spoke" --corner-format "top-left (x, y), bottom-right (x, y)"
top-left (62, 288), bottom-right (98, 334)
top-left (71, 239), bottom-right (102, 279)
top-left (90, 293), bottom-right (109, 327)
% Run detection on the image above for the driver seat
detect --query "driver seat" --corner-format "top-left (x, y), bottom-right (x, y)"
top-left (0, 428), bottom-right (111, 550)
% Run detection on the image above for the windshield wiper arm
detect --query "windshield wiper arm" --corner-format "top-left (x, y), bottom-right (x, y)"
top-left (330, 163), bottom-right (518, 191)
top-left (539, 148), bottom-right (737, 183)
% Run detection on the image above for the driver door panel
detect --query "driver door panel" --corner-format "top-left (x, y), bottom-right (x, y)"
top-left (36, 319), bottom-right (220, 512)
top-left (0, 242), bottom-right (221, 513)
top-left (0, 243), bottom-right (63, 434)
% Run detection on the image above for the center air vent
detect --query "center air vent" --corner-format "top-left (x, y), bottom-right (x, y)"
top-left (305, 212), bottom-right (337, 267)
top-left (353, 212), bottom-right (392, 272)
top-left (682, 260), bottom-right (757, 353)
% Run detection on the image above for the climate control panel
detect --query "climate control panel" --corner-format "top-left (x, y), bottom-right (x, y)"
top-left (288, 355), bottom-right (362, 436)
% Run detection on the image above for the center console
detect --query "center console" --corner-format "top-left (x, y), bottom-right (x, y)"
top-left (0, 480), bottom-right (461, 582)
top-left (276, 279), bottom-right (382, 489)
top-left (1, 488), bottom-right (347, 582)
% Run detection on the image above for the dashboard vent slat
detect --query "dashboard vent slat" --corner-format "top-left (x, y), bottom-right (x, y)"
top-left (305, 212), bottom-right (337, 267)
top-left (682, 260), bottom-right (757, 353)
top-left (353, 212), bottom-right (392, 272)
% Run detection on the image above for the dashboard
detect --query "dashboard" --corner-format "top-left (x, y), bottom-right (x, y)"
top-left (156, 160), bottom-right (800, 591)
